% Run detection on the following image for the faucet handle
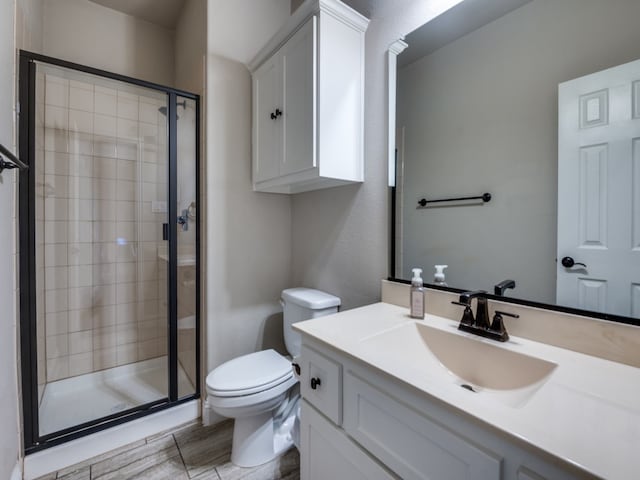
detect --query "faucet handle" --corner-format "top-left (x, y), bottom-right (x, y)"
top-left (451, 301), bottom-right (474, 326)
top-left (494, 310), bottom-right (519, 320)
top-left (489, 310), bottom-right (519, 340)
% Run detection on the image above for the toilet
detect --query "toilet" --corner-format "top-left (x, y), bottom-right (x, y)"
top-left (205, 288), bottom-right (340, 467)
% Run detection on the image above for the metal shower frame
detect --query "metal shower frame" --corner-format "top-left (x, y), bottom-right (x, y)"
top-left (18, 50), bottom-right (201, 453)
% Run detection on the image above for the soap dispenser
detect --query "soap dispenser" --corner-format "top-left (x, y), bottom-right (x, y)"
top-left (410, 268), bottom-right (425, 319)
top-left (434, 265), bottom-right (448, 286)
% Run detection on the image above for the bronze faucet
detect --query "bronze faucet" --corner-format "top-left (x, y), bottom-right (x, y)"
top-left (452, 291), bottom-right (518, 342)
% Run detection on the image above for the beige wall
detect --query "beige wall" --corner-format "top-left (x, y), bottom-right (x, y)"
top-left (16, 0), bottom-right (43, 53)
top-left (205, 1), bottom-right (291, 373)
top-left (42, 0), bottom-right (175, 86)
top-left (291, 0), bottom-right (462, 310)
top-left (208, 0), bottom-right (290, 65)
top-left (397, 0), bottom-right (640, 303)
top-left (2, 0), bottom-right (21, 478)
top-left (204, 54), bottom-right (292, 371)
top-left (175, 0), bottom-right (206, 94)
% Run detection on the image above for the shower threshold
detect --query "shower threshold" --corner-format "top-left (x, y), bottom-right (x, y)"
top-left (39, 356), bottom-right (193, 436)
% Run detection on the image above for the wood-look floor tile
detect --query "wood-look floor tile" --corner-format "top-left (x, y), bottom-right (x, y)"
top-left (56, 439), bottom-right (146, 477)
top-left (33, 473), bottom-right (57, 480)
top-left (35, 419), bottom-right (299, 480)
top-left (145, 420), bottom-right (199, 444)
top-left (96, 456), bottom-right (188, 480)
top-left (216, 448), bottom-right (300, 480)
top-left (174, 419), bottom-right (233, 478)
top-left (58, 465), bottom-right (90, 480)
top-left (91, 435), bottom-right (185, 480)
top-left (190, 468), bottom-right (222, 480)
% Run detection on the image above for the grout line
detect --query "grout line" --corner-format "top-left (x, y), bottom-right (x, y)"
top-left (173, 433), bottom-right (191, 478)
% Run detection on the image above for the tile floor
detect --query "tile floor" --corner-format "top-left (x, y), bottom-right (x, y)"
top-left (35, 420), bottom-right (300, 480)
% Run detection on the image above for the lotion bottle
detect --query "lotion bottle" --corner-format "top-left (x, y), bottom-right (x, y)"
top-left (410, 268), bottom-right (425, 319)
top-left (434, 265), bottom-right (448, 286)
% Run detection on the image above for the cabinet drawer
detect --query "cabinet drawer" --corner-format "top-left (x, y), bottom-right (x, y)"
top-left (300, 345), bottom-right (342, 425)
top-left (300, 400), bottom-right (397, 480)
top-left (343, 371), bottom-right (502, 480)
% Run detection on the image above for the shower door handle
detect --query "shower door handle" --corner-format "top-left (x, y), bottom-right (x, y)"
top-left (162, 223), bottom-right (169, 241)
top-left (177, 209), bottom-right (189, 232)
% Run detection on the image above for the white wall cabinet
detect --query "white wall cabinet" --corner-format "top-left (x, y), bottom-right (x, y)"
top-left (298, 339), bottom-right (594, 480)
top-left (249, 0), bottom-right (368, 194)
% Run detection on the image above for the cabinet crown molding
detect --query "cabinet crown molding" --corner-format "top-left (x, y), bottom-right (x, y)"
top-left (248, 0), bottom-right (369, 73)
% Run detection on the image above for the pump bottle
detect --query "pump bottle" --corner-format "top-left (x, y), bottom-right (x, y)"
top-left (410, 268), bottom-right (425, 319)
top-left (434, 265), bottom-right (448, 286)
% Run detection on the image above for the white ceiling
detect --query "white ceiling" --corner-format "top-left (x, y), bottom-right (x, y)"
top-left (88, 0), bottom-right (187, 29)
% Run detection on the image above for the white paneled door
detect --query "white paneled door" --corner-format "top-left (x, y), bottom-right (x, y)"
top-left (557, 58), bottom-right (640, 317)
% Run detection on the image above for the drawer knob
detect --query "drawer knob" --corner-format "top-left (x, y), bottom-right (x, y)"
top-left (310, 377), bottom-right (322, 390)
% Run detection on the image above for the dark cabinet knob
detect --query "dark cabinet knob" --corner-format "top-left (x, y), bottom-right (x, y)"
top-left (561, 256), bottom-right (586, 268)
top-left (270, 108), bottom-right (283, 120)
top-left (310, 377), bottom-right (321, 390)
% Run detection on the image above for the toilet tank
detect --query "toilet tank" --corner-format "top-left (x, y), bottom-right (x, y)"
top-left (281, 288), bottom-right (341, 357)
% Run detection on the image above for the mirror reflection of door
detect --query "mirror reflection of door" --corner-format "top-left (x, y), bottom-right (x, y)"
top-left (557, 58), bottom-right (640, 317)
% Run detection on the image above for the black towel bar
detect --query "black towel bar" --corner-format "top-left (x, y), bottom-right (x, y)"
top-left (0, 143), bottom-right (28, 173)
top-left (417, 192), bottom-right (491, 207)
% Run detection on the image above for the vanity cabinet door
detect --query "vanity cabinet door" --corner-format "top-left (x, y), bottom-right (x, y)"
top-left (514, 461), bottom-right (587, 480)
top-left (343, 371), bottom-right (502, 480)
top-left (252, 53), bottom-right (282, 183)
top-left (300, 400), bottom-right (397, 480)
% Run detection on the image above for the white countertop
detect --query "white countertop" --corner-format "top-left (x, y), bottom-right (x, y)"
top-left (294, 302), bottom-right (640, 480)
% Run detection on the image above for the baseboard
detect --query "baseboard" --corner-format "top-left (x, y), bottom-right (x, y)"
top-left (202, 396), bottom-right (225, 426)
top-left (10, 462), bottom-right (22, 480)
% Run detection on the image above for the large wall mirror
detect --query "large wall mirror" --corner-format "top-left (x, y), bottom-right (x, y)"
top-left (392, 0), bottom-right (640, 324)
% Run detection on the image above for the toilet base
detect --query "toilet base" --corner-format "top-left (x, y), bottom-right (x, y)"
top-left (231, 411), bottom-right (294, 467)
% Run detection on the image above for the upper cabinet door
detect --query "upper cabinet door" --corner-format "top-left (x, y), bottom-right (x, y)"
top-left (253, 54), bottom-right (282, 183)
top-left (281, 17), bottom-right (316, 177)
top-left (249, 0), bottom-right (369, 194)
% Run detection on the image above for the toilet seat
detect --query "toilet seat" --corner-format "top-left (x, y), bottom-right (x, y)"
top-left (206, 349), bottom-right (294, 397)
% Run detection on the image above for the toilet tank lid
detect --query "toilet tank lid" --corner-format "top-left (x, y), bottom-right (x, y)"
top-left (282, 288), bottom-right (341, 309)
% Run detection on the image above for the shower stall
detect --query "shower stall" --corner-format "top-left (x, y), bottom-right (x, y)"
top-left (18, 51), bottom-right (200, 452)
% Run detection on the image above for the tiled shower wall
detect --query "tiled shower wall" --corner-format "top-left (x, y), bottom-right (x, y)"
top-left (37, 71), bottom-right (169, 383)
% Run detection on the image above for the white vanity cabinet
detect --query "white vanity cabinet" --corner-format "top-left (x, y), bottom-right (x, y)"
top-left (298, 339), bottom-right (593, 480)
top-left (249, 0), bottom-right (368, 194)
top-left (300, 401), bottom-right (396, 480)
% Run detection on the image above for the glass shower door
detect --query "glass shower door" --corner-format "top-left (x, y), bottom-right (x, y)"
top-left (32, 62), bottom-right (171, 436)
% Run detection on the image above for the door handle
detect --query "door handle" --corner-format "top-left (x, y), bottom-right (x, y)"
top-left (561, 256), bottom-right (586, 268)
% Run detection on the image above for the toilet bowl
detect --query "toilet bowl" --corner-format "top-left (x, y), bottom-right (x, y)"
top-left (205, 288), bottom-right (340, 467)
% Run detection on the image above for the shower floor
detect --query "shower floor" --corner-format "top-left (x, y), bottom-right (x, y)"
top-left (39, 356), bottom-right (194, 436)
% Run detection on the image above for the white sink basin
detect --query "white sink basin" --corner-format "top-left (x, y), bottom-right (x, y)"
top-left (359, 321), bottom-right (557, 408)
